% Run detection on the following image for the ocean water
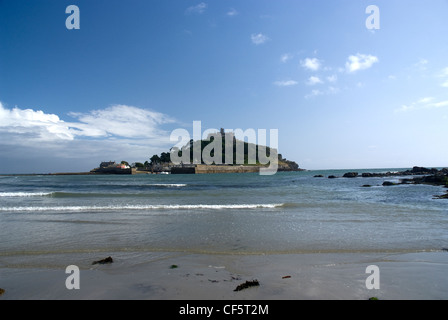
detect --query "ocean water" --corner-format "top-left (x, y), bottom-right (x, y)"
top-left (0, 169), bottom-right (447, 266)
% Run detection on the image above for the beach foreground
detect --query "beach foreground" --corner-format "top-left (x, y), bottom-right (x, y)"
top-left (1, 251), bottom-right (447, 300)
top-left (1, 172), bottom-right (447, 301)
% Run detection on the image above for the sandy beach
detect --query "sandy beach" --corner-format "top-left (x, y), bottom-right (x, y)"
top-left (1, 250), bottom-right (447, 300)
top-left (1, 172), bottom-right (447, 301)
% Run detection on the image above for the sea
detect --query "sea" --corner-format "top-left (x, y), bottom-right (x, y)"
top-left (1, 168), bottom-right (447, 266)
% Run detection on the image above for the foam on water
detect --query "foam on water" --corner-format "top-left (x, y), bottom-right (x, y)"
top-left (0, 192), bottom-right (54, 197)
top-left (0, 203), bottom-right (285, 212)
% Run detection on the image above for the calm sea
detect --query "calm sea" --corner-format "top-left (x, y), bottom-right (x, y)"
top-left (1, 169), bottom-right (447, 267)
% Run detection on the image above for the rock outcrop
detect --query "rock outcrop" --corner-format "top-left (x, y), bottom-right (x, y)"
top-left (355, 166), bottom-right (447, 178)
top-left (277, 159), bottom-right (303, 172)
top-left (354, 166), bottom-right (447, 199)
top-left (343, 172), bottom-right (358, 178)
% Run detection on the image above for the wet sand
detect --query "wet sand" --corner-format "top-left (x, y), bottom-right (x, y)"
top-left (1, 251), bottom-right (447, 300)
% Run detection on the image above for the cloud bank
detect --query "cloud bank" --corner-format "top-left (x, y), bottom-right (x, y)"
top-left (0, 103), bottom-right (173, 141)
top-left (0, 102), bottom-right (175, 173)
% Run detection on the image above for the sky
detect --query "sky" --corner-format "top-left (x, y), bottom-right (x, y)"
top-left (1, 0), bottom-right (448, 173)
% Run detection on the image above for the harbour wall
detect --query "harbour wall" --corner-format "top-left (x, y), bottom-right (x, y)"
top-left (194, 165), bottom-right (260, 174)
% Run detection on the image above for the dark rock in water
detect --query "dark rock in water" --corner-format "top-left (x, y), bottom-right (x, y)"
top-left (405, 166), bottom-right (439, 175)
top-left (413, 174), bottom-right (448, 186)
top-left (427, 174), bottom-right (447, 185)
top-left (399, 178), bottom-right (415, 184)
top-left (382, 181), bottom-right (397, 186)
top-left (362, 173), bottom-right (374, 177)
top-left (328, 175), bottom-right (337, 179)
top-left (361, 185), bottom-right (372, 188)
top-left (411, 166), bottom-right (432, 174)
top-left (343, 172), bottom-right (358, 178)
top-left (92, 256), bottom-right (113, 265)
top-left (314, 175), bottom-right (324, 178)
top-left (360, 166), bottom-right (448, 178)
top-left (234, 280), bottom-right (260, 292)
top-left (0, 288), bottom-right (5, 296)
top-left (433, 192), bottom-right (448, 199)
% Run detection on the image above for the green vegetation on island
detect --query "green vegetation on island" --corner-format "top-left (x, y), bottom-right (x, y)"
top-left (148, 128), bottom-right (301, 172)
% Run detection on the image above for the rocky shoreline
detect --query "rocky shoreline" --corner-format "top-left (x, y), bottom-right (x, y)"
top-left (315, 166), bottom-right (448, 199)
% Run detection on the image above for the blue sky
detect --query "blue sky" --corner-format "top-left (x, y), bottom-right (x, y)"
top-left (1, 0), bottom-right (448, 173)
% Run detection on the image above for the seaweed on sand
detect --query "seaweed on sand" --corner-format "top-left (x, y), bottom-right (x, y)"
top-left (233, 280), bottom-right (260, 292)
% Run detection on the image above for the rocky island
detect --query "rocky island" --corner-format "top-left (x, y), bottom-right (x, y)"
top-left (146, 128), bottom-right (302, 174)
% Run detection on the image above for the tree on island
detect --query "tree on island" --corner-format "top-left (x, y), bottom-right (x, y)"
top-left (149, 154), bottom-right (160, 165)
top-left (149, 152), bottom-right (170, 165)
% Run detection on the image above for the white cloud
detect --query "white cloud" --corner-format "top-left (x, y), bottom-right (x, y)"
top-left (0, 101), bottom-right (176, 172)
top-left (300, 58), bottom-right (321, 71)
top-left (0, 102), bottom-right (75, 141)
top-left (227, 8), bottom-right (238, 16)
top-left (306, 76), bottom-right (323, 86)
top-left (305, 89), bottom-right (323, 99)
top-left (251, 33), bottom-right (269, 45)
top-left (345, 53), bottom-right (378, 73)
top-left (397, 104), bottom-right (413, 112)
top-left (433, 101), bottom-right (448, 108)
top-left (326, 75), bottom-right (338, 83)
top-left (438, 67), bottom-right (448, 87)
top-left (186, 2), bottom-right (207, 15)
top-left (440, 67), bottom-right (448, 77)
top-left (327, 86), bottom-right (340, 94)
top-left (0, 102), bottom-right (174, 142)
top-left (69, 105), bottom-right (173, 139)
top-left (414, 58), bottom-right (429, 70)
top-left (418, 97), bottom-right (434, 104)
top-left (280, 53), bottom-right (293, 63)
top-left (304, 86), bottom-right (340, 99)
top-left (274, 80), bottom-right (298, 87)
top-left (396, 97), bottom-right (448, 112)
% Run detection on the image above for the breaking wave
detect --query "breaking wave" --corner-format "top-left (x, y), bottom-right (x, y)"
top-left (0, 203), bottom-right (286, 212)
top-left (0, 192), bottom-right (54, 197)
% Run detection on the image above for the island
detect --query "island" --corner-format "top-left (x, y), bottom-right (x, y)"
top-left (146, 128), bottom-right (301, 174)
top-left (90, 128), bottom-right (302, 175)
